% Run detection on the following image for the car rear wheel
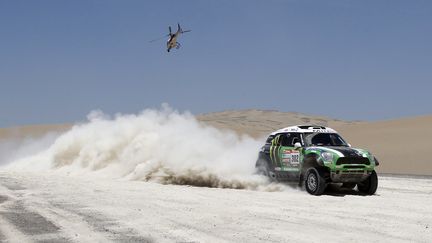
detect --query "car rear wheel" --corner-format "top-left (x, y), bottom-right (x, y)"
top-left (357, 170), bottom-right (378, 195)
top-left (255, 159), bottom-right (277, 181)
top-left (305, 167), bottom-right (327, 195)
top-left (256, 160), bottom-right (269, 176)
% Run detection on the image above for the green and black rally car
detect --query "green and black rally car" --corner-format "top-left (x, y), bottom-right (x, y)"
top-left (256, 125), bottom-right (379, 195)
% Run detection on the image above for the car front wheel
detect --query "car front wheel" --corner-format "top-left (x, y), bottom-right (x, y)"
top-left (357, 170), bottom-right (378, 195)
top-left (305, 167), bottom-right (327, 195)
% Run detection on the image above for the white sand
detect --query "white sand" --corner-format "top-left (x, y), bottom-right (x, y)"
top-left (0, 171), bottom-right (431, 242)
top-left (0, 108), bottom-right (431, 242)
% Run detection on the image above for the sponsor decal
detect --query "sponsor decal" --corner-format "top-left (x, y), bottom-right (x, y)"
top-left (282, 167), bottom-right (300, 172)
top-left (280, 149), bottom-right (300, 165)
top-left (310, 147), bottom-right (344, 157)
top-left (312, 129), bottom-right (330, 133)
top-left (354, 149), bottom-right (368, 157)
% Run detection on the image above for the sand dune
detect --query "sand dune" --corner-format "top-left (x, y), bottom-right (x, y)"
top-left (1, 110), bottom-right (430, 176)
top-left (333, 116), bottom-right (432, 176)
top-left (0, 124), bottom-right (71, 140)
top-left (203, 110), bottom-right (432, 176)
top-left (197, 109), bottom-right (359, 138)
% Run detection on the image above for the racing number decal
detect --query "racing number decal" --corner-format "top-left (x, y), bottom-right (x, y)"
top-left (280, 149), bottom-right (300, 169)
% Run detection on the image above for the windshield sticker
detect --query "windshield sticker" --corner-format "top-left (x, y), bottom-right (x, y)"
top-left (312, 129), bottom-right (330, 133)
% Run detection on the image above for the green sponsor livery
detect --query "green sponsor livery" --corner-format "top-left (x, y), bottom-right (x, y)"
top-left (256, 125), bottom-right (379, 195)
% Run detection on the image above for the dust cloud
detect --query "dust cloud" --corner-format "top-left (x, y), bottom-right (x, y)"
top-left (6, 105), bottom-right (283, 191)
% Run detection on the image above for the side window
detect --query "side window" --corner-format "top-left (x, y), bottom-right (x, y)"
top-left (270, 134), bottom-right (298, 146)
top-left (280, 133), bottom-right (291, 146)
top-left (265, 135), bottom-right (274, 145)
top-left (291, 133), bottom-right (301, 146)
top-left (282, 133), bottom-right (301, 146)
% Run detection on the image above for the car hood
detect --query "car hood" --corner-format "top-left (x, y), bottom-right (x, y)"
top-left (306, 146), bottom-right (365, 157)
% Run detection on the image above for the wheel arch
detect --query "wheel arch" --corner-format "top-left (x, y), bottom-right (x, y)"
top-left (301, 153), bottom-right (330, 179)
top-left (256, 152), bottom-right (272, 168)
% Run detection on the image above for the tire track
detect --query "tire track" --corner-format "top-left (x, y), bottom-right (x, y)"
top-left (1, 175), bottom-right (153, 242)
top-left (0, 178), bottom-right (71, 242)
top-left (38, 202), bottom-right (154, 243)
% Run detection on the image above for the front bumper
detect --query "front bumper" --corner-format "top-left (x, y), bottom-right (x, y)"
top-left (330, 169), bottom-right (372, 183)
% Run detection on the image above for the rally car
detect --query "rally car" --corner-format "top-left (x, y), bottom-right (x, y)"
top-left (256, 125), bottom-right (379, 195)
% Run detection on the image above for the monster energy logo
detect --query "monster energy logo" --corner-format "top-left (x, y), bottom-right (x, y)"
top-left (270, 135), bottom-right (280, 167)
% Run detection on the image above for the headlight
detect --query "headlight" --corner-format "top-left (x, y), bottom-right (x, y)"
top-left (362, 151), bottom-right (371, 158)
top-left (321, 152), bottom-right (334, 162)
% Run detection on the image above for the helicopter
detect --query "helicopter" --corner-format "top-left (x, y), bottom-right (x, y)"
top-left (150, 23), bottom-right (191, 52)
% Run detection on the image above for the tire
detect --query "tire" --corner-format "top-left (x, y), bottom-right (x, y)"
top-left (357, 170), bottom-right (378, 195)
top-left (255, 159), bottom-right (269, 176)
top-left (298, 174), bottom-right (304, 187)
top-left (304, 167), bottom-right (327, 195)
top-left (342, 183), bottom-right (356, 189)
top-left (255, 159), bottom-right (276, 181)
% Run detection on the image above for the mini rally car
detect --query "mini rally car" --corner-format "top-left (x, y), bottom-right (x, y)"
top-left (256, 125), bottom-right (379, 195)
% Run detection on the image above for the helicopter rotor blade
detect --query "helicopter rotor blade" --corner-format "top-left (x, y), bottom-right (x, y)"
top-left (181, 30), bottom-right (191, 33)
top-left (149, 34), bottom-right (169, 43)
top-left (169, 26), bottom-right (172, 35)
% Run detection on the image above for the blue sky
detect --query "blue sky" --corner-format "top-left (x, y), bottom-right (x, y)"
top-left (0, 0), bottom-right (431, 126)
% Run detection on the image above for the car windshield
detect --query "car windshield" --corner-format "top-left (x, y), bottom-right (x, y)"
top-left (303, 133), bottom-right (348, 147)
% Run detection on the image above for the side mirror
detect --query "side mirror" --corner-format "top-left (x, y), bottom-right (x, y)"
top-left (347, 143), bottom-right (352, 147)
top-left (294, 142), bottom-right (302, 149)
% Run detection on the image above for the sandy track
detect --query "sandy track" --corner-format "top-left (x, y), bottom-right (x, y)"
top-left (0, 172), bottom-right (431, 243)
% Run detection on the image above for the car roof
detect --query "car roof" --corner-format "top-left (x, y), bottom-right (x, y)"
top-left (269, 125), bottom-right (338, 136)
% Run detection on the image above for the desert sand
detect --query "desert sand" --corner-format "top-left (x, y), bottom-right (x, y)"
top-left (1, 171), bottom-right (431, 242)
top-left (198, 110), bottom-right (432, 176)
top-left (1, 110), bottom-right (431, 175)
top-left (334, 115), bottom-right (432, 176)
top-left (1, 109), bottom-right (431, 242)
top-left (196, 109), bottom-right (358, 137)
top-left (0, 124), bottom-right (71, 140)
